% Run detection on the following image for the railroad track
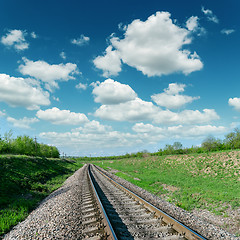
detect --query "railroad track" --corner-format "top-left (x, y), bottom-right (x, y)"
top-left (83, 164), bottom-right (206, 240)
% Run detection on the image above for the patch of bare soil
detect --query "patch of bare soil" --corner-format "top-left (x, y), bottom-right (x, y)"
top-left (106, 167), bottom-right (119, 174)
top-left (162, 183), bottom-right (180, 192)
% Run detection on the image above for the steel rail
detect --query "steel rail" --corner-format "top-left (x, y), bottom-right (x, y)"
top-left (87, 165), bottom-right (118, 240)
top-left (93, 164), bottom-right (207, 240)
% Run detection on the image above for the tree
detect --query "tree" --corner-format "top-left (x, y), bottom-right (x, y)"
top-left (172, 142), bottom-right (183, 150)
top-left (201, 135), bottom-right (223, 152)
top-left (225, 128), bottom-right (240, 149)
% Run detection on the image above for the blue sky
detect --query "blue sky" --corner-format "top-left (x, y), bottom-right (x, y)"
top-left (0, 0), bottom-right (239, 156)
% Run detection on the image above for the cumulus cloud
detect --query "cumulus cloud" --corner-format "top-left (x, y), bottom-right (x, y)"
top-left (40, 120), bottom-right (137, 150)
top-left (1, 29), bottom-right (29, 51)
top-left (73, 120), bottom-right (113, 134)
top-left (133, 123), bottom-right (226, 138)
top-left (93, 46), bottom-right (122, 77)
top-left (229, 97), bottom-right (240, 111)
top-left (94, 98), bottom-right (159, 121)
top-left (186, 16), bottom-right (205, 36)
top-left (71, 34), bottom-right (90, 46)
top-left (94, 11), bottom-right (203, 77)
top-left (36, 107), bottom-right (89, 125)
top-left (132, 122), bottom-right (164, 134)
top-left (221, 29), bottom-right (235, 35)
top-left (92, 80), bottom-right (219, 125)
top-left (168, 124), bottom-right (226, 137)
top-left (153, 109), bottom-right (219, 125)
top-left (7, 116), bottom-right (39, 129)
top-left (151, 83), bottom-right (199, 109)
top-left (0, 73), bottom-right (50, 110)
top-left (76, 83), bottom-right (87, 90)
top-left (60, 51), bottom-right (66, 59)
top-left (186, 16), bottom-right (199, 31)
top-left (19, 58), bottom-right (79, 91)
top-left (92, 79), bottom-right (137, 104)
top-left (201, 6), bottom-right (219, 23)
top-left (40, 120), bottom-right (226, 155)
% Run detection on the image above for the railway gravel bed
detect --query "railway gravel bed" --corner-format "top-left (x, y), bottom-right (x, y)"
top-left (3, 164), bottom-right (239, 240)
top-left (3, 164), bottom-right (106, 240)
top-left (94, 165), bottom-right (239, 240)
top-left (90, 165), bottom-right (185, 239)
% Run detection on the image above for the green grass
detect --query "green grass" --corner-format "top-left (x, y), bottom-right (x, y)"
top-left (94, 151), bottom-right (240, 214)
top-left (0, 155), bottom-right (83, 237)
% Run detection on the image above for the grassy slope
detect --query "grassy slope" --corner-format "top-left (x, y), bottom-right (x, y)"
top-left (0, 155), bottom-right (83, 237)
top-left (94, 150), bottom-right (240, 233)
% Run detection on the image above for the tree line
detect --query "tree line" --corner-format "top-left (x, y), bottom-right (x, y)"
top-left (76, 128), bottom-right (240, 161)
top-left (0, 130), bottom-right (60, 158)
top-left (155, 128), bottom-right (240, 156)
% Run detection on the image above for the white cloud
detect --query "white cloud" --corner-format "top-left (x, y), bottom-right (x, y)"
top-left (73, 120), bottom-right (113, 134)
top-left (1, 29), bottom-right (29, 51)
top-left (40, 121), bottom-right (137, 150)
top-left (167, 124), bottom-right (226, 137)
top-left (153, 109), bottom-right (219, 125)
top-left (133, 123), bottom-right (226, 138)
top-left (221, 29), bottom-right (235, 35)
top-left (40, 120), bottom-right (227, 155)
top-left (0, 110), bottom-right (6, 117)
top-left (7, 116), bottom-right (39, 129)
top-left (186, 16), bottom-right (206, 36)
top-left (132, 122), bottom-right (164, 134)
top-left (0, 73), bottom-right (50, 110)
top-left (60, 51), bottom-right (66, 59)
top-left (92, 80), bottom-right (219, 125)
top-left (93, 46), bottom-right (122, 77)
top-left (229, 97), bottom-right (240, 111)
top-left (36, 107), bottom-right (89, 125)
top-left (53, 96), bottom-right (60, 102)
top-left (94, 11), bottom-right (203, 77)
top-left (201, 6), bottom-right (219, 23)
top-left (19, 58), bottom-right (79, 91)
top-left (164, 82), bottom-right (185, 94)
top-left (76, 82), bottom-right (87, 90)
top-left (151, 83), bottom-right (199, 109)
top-left (31, 32), bottom-right (37, 38)
top-left (92, 79), bottom-right (137, 104)
top-left (71, 34), bottom-right (90, 46)
top-left (94, 98), bottom-right (159, 121)
top-left (186, 16), bottom-right (199, 31)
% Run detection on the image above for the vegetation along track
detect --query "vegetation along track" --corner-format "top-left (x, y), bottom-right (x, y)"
top-left (4, 164), bottom-right (237, 239)
top-left (88, 164), bottom-right (206, 240)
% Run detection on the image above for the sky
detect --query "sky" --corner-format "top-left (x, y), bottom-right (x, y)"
top-left (0, 0), bottom-right (239, 156)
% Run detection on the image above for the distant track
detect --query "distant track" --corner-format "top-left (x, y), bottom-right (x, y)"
top-left (84, 164), bottom-right (206, 240)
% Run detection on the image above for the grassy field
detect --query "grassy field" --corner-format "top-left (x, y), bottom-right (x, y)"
top-left (93, 150), bottom-right (240, 235)
top-left (0, 155), bottom-right (83, 237)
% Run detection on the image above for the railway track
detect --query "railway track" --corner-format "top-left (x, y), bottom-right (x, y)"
top-left (84, 164), bottom-right (206, 240)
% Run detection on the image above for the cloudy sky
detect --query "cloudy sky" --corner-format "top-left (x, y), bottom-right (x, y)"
top-left (0, 0), bottom-right (239, 156)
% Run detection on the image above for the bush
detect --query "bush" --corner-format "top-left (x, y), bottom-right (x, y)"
top-left (0, 131), bottom-right (60, 158)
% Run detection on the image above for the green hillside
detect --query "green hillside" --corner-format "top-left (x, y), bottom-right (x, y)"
top-left (94, 150), bottom-right (240, 235)
top-left (0, 155), bottom-right (83, 237)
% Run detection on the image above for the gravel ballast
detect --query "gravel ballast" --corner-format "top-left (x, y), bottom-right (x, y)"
top-left (3, 164), bottom-right (239, 240)
top-left (3, 164), bottom-right (88, 240)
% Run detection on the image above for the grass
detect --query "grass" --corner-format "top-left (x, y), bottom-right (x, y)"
top-left (93, 150), bottom-right (240, 214)
top-left (0, 155), bottom-right (83, 237)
